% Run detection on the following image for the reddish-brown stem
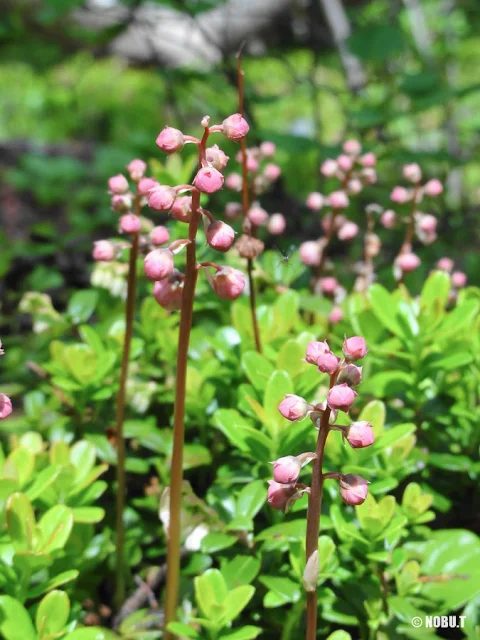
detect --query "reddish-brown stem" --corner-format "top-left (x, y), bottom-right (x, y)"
top-left (398, 184), bottom-right (420, 256)
top-left (305, 372), bottom-right (338, 640)
top-left (114, 199), bottom-right (140, 608)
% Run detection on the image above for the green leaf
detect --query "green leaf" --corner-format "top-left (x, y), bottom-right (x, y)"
top-left (368, 285), bottom-right (405, 338)
top-left (25, 465), bottom-right (62, 501)
top-left (27, 569), bottom-right (79, 599)
top-left (236, 481), bottom-right (266, 520)
top-left (277, 340), bottom-right (305, 377)
top-left (200, 533), bottom-right (237, 554)
top-left (256, 519), bottom-right (306, 542)
top-left (420, 271), bottom-right (450, 312)
top-left (166, 622), bottom-right (200, 639)
top-left (361, 371), bottom-right (414, 398)
top-left (220, 626), bottom-right (262, 640)
top-left (222, 585), bottom-right (255, 624)
top-left (64, 628), bottom-right (118, 640)
top-left (260, 576), bottom-right (301, 608)
top-left (264, 370), bottom-right (293, 438)
top-left (71, 507), bottom-right (105, 523)
top-left (0, 596), bottom-right (36, 640)
top-left (36, 590), bottom-right (70, 638)
top-left (221, 556), bottom-right (261, 590)
top-left (67, 290), bottom-right (98, 324)
top-left (70, 441), bottom-right (97, 486)
top-left (358, 400), bottom-right (386, 436)
top-left (348, 24), bottom-right (405, 61)
top-left (36, 505), bottom-right (74, 553)
top-left (242, 352), bottom-right (275, 391)
top-left (194, 569), bottom-right (228, 620)
top-left (3, 448), bottom-right (35, 488)
top-left (6, 493), bottom-right (36, 552)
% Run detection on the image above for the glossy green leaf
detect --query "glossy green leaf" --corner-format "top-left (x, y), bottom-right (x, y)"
top-left (222, 585), bottom-right (255, 624)
top-left (194, 569), bottom-right (228, 620)
top-left (264, 370), bottom-right (293, 438)
top-left (37, 505), bottom-right (74, 553)
top-left (0, 596), bottom-right (36, 640)
top-left (241, 352), bottom-right (275, 391)
top-left (36, 590), bottom-right (70, 638)
top-left (260, 576), bottom-right (301, 608)
top-left (200, 533), bottom-right (237, 554)
top-left (6, 492), bottom-right (36, 552)
top-left (220, 626), bottom-right (263, 640)
top-left (221, 556), bottom-right (261, 590)
top-left (64, 628), bottom-right (118, 640)
top-left (236, 481), bottom-right (266, 520)
top-left (27, 569), bottom-right (79, 599)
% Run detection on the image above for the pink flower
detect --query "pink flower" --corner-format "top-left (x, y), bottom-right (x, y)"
top-left (380, 210), bottom-right (396, 229)
top-left (346, 422), bottom-right (374, 448)
top-left (171, 196), bottom-right (192, 223)
top-left (153, 270), bottom-right (184, 311)
top-left (306, 192), bottom-right (324, 211)
top-left (299, 241), bottom-right (321, 266)
top-left (337, 364), bottom-right (363, 387)
top-left (92, 240), bottom-right (115, 262)
top-left (108, 174), bottom-right (129, 195)
top-left (319, 277), bottom-right (337, 295)
top-left (424, 179), bottom-right (443, 197)
top-left (137, 177), bottom-right (160, 196)
top-left (225, 202), bottom-right (242, 219)
top-left (260, 141), bottom-right (276, 157)
top-left (222, 113), bottom-right (249, 141)
top-left (337, 154), bottom-right (353, 172)
top-left (267, 481), bottom-right (297, 511)
top-left (144, 249), bottom-right (174, 281)
top-left (206, 220), bottom-right (235, 252)
top-left (320, 159), bottom-right (338, 177)
top-left (327, 384), bottom-right (357, 412)
top-left (225, 173), bottom-right (242, 191)
top-left (360, 152), bottom-right (376, 167)
top-left (247, 204), bottom-right (268, 226)
top-left (120, 214), bottom-right (141, 234)
top-left (343, 139), bottom-right (361, 155)
top-left (396, 252), bottom-right (421, 273)
top-left (329, 191), bottom-right (349, 210)
top-left (361, 168), bottom-right (377, 185)
top-left (452, 271), bottom-right (467, 288)
top-left (212, 267), bottom-right (245, 300)
top-left (148, 186), bottom-right (177, 211)
top-left (342, 336), bottom-right (367, 361)
top-left (391, 186), bottom-right (410, 204)
top-left (206, 144), bottom-right (229, 171)
top-left (264, 163), bottom-right (281, 182)
top-left (328, 306), bottom-right (344, 324)
top-left (126, 159), bottom-right (147, 181)
top-left (346, 179), bottom-right (363, 195)
top-left (403, 163), bottom-right (422, 184)
top-left (272, 456), bottom-right (302, 484)
top-left (278, 394), bottom-right (309, 421)
top-left (437, 257), bottom-right (454, 273)
top-left (267, 213), bottom-right (286, 235)
top-left (305, 340), bottom-right (329, 365)
top-left (193, 166), bottom-right (224, 193)
top-left (111, 194), bottom-right (132, 212)
top-left (339, 474), bottom-right (369, 505)
top-left (0, 394), bottom-right (12, 420)
top-left (317, 350), bottom-right (340, 375)
top-left (338, 221), bottom-right (359, 241)
top-left (156, 127), bottom-right (184, 153)
top-left (150, 226), bottom-right (170, 246)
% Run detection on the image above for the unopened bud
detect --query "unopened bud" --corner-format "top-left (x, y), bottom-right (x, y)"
top-left (120, 214), bottom-right (141, 234)
top-left (339, 474), bottom-right (369, 505)
top-left (206, 144), bottom-right (229, 171)
top-left (337, 363), bottom-right (362, 387)
top-left (452, 271), bottom-right (467, 288)
top-left (144, 249), bottom-right (174, 281)
top-left (338, 221), bottom-right (359, 241)
top-left (346, 421), bottom-right (374, 448)
top-left (108, 174), bottom-right (129, 194)
top-left (153, 270), bottom-right (184, 311)
top-left (93, 240), bottom-right (116, 262)
top-left (206, 220), bottom-right (235, 252)
top-left (156, 127), bottom-right (184, 153)
top-left (150, 226), bottom-right (170, 246)
top-left (0, 394), bottom-right (13, 419)
top-left (403, 163), bottom-right (422, 184)
top-left (127, 159), bottom-right (147, 181)
top-left (171, 196), bottom-right (192, 223)
top-left (306, 192), bottom-right (324, 211)
top-left (222, 113), bottom-right (249, 141)
top-left (320, 159), bottom-right (338, 177)
top-left (193, 166), bottom-right (224, 194)
top-left (278, 394), bottom-right (309, 421)
top-left (327, 384), bottom-right (357, 412)
top-left (212, 267), bottom-right (245, 300)
top-left (342, 336), bottom-right (367, 361)
top-left (391, 186), bottom-right (410, 204)
top-left (148, 186), bottom-right (177, 211)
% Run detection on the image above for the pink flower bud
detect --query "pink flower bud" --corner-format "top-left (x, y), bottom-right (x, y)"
top-left (156, 126), bottom-right (184, 153)
top-left (138, 177), bottom-right (160, 196)
top-left (337, 154), bottom-right (353, 172)
top-left (148, 186), bottom-right (177, 211)
top-left (108, 174), bottom-right (129, 194)
top-left (346, 179), bottom-right (363, 195)
top-left (361, 168), bottom-right (377, 185)
top-left (260, 141), bottom-right (276, 157)
top-left (319, 277), bottom-right (337, 295)
top-left (380, 209), bottom-right (396, 229)
top-left (225, 173), bottom-right (242, 191)
top-left (306, 192), bottom-right (324, 211)
top-left (337, 363), bottom-right (362, 386)
top-left (320, 159), bottom-right (338, 177)
top-left (342, 336), bottom-right (367, 361)
top-left (278, 394), bottom-right (309, 421)
top-left (206, 144), bottom-right (229, 171)
top-left (267, 213), bottom-right (286, 235)
top-left (339, 474), bottom-right (369, 505)
top-left (403, 163), bottom-right (422, 183)
top-left (246, 155), bottom-right (259, 173)
top-left (396, 252), bottom-right (421, 273)
top-left (328, 306), bottom-right (344, 324)
top-left (222, 113), bottom-right (249, 141)
top-left (264, 163), bottom-right (281, 182)
top-left (144, 248), bottom-right (174, 281)
top-left (305, 340), bottom-right (329, 365)
top-left (153, 270), bottom-right (184, 311)
top-left (343, 139), bottom-right (361, 155)
top-left (329, 191), bottom-right (349, 209)
top-left (150, 225), bottom-right (170, 246)
top-left (391, 186), bottom-right (410, 204)
top-left (424, 178), bottom-right (443, 197)
top-left (212, 267), bottom-right (245, 300)
top-left (193, 166), bottom-right (224, 194)
top-left (93, 240), bottom-right (115, 262)
top-left (247, 204), bottom-right (268, 226)
top-left (322, 213), bottom-right (345, 234)
top-left (338, 221), bottom-right (359, 241)
top-left (225, 202), bottom-right (242, 219)
top-left (171, 196), bottom-right (192, 223)
top-left (272, 456), bottom-right (302, 484)
top-left (317, 350), bottom-right (340, 375)
top-left (360, 152), bottom-right (376, 167)
top-left (418, 213), bottom-right (437, 233)
top-left (437, 257), bottom-right (454, 273)
top-left (452, 271), bottom-right (467, 288)
top-left (346, 421), bottom-right (374, 448)
top-left (267, 481), bottom-right (297, 511)
top-left (206, 220), bottom-right (235, 252)
top-left (111, 194), bottom-right (132, 212)
top-left (0, 394), bottom-right (12, 419)
top-left (327, 384), bottom-right (357, 412)
top-left (299, 241), bottom-right (321, 266)
top-left (127, 159), bottom-right (147, 181)
top-left (120, 214), bottom-right (141, 234)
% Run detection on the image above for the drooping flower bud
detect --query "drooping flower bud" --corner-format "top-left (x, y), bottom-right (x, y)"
top-left (212, 267), bottom-right (245, 300)
top-left (272, 456), bottom-right (302, 484)
top-left (137, 177), bottom-right (160, 196)
top-left (329, 191), bottom-right (349, 210)
top-left (320, 159), bottom-right (338, 177)
top-left (303, 550), bottom-right (319, 592)
top-left (299, 241), bottom-right (322, 266)
top-left (278, 394), bottom-right (309, 421)
top-left (120, 214), bottom-right (142, 234)
top-left (319, 277), bottom-right (337, 295)
top-left (150, 226), bottom-right (170, 246)
top-left (260, 141), bottom-right (276, 157)
top-left (327, 383), bottom-right (357, 412)
top-left (225, 173), bottom-right (242, 191)
top-left (345, 421), bottom-right (374, 448)
top-left (267, 481), bottom-right (297, 511)
top-left (346, 178), bottom-right (363, 195)
top-left (171, 196), bottom-right (192, 223)
top-left (437, 257), bottom-right (454, 273)
top-left (339, 474), bottom-right (369, 505)
top-left (305, 340), bottom-right (329, 365)
top-left (342, 336), bottom-right (367, 362)
top-left (111, 194), bottom-right (132, 212)
top-left (361, 168), bottom-right (377, 185)
top-left (452, 271), bottom-right (467, 288)
top-left (193, 166), bottom-right (224, 193)
top-left (93, 240), bottom-right (115, 262)
top-left (328, 306), bottom-right (344, 325)
top-left (264, 163), bottom-right (281, 182)
top-left (306, 192), bottom-right (324, 211)
top-left (144, 248), bottom-right (174, 281)
top-left (222, 113), bottom-right (249, 141)
top-left (206, 144), bottom-right (229, 171)
top-left (127, 159), bottom-right (147, 181)
top-left (391, 186), bottom-right (410, 204)
top-left (247, 204), bottom-right (268, 226)
top-left (424, 178), bottom-right (443, 197)
top-left (148, 186), bottom-right (177, 211)
top-left (0, 394), bottom-right (12, 419)
top-left (380, 209), bottom-right (396, 229)
top-left (338, 221), bottom-right (359, 241)
top-left (156, 127), bottom-right (184, 153)
top-left (153, 270), bottom-right (184, 311)
top-left (343, 139), bottom-right (362, 155)
top-left (360, 152), bottom-right (376, 167)
top-left (267, 213), bottom-right (286, 235)
top-left (395, 252), bottom-right (421, 274)
top-left (337, 363), bottom-right (362, 387)
top-left (337, 154), bottom-right (353, 172)
top-left (403, 163), bottom-right (422, 184)
top-left (206, 220), bottom-right (235, 252)
top-left (108, 174), bottom-right (129, 195)
top-left (317, 350), bottom-right (340, 375)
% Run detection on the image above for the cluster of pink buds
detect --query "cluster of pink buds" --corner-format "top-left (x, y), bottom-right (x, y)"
top-left (268, 336), bottom-right (373, 511)
top-left (0, 339), bottom-right (12, 421)
top-left (436, 258), bottom-right (468, 302)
